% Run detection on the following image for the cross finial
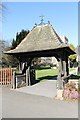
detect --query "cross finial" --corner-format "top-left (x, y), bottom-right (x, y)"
top-left (39, 15), bottom-right (44, 25)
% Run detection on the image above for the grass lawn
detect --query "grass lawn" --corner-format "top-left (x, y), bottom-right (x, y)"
top-left (69, 67), bottom-right (77, 71)
top-left (36, 68), bottom-right (58, 81)
top-left (36, 66), bottom-right (80, 81)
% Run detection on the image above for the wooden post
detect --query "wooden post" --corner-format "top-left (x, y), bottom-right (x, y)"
top-left (62, 53), bottom-right (69, 77)
top-left (28, 66), bottom-right (31, 86)
top-left (5, 69), bottom-right (6, 85)
top-left (63, 60), bottom-right (67, 76)
top-left (57, 58), bottom-right (64, 99)
top-left (62, 53), bottom-right (69, 84)
top-left (26, 70), bottom-right (28, 86)
top-left (66, 56), bottom-right (69, 76)
top-left (57, 59), bottom-right (63, 89)
top-left (26, 66), bottom-right (31, 86)
top-left (78, 61), bottom-right (80, 74)
top-left (12, 71), bottom-right (16, 89)
top-left (16, 76), bottom-right (18, 89)
top-left (19, 62), bottom-right (21, 71)
top-left (1, 69), bottom-right (2, 85)
top-left (19, 62), bottom-right (22, 73)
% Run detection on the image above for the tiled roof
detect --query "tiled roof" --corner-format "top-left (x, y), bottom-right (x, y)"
top-left (5, 23), bottom-right (75, 55)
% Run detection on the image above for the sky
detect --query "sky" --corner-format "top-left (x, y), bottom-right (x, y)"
top-left (2, 2), bottom-right (78, 47)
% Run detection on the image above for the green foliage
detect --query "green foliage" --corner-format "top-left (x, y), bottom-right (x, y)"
top-left (69, 43), bottom-right (75, 51)
top-left (78, 84), bottom-right (80, 94)
top-left (11, 29), bottom-right (30, 49)
top-left (69, 44), bottom-right (77, 65)
top-left (12, 39), bottom-right (17, 49)
top-left (69, 54), bottom-right (76, 62)
top-left (2, 29), bottom-right (30, 67)
top-left (9, 29), bottom-right (30, 67)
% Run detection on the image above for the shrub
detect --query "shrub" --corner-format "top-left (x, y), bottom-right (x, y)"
top-left (63, 82), bottom-right (80, 100)
top-left (78, 84), bottom-right (80, 94)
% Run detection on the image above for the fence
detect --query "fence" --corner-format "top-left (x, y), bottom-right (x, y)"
top-left (0, 68), bottom-right (12, 85)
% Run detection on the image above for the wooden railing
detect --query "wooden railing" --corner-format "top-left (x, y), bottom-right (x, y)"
top-left (0, 68), bottom-right (12, 85)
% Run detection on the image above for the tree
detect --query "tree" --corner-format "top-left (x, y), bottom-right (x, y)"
top-left (2, 47), bottom-right (19, 68)
top-left (12, 38), bottom-right (17, 49)
top-left (69, 43), bottom-right (75, 51)
top-left (11, 29), bottom-right (30, 49)
top-left (76, 45), bottom-right (80, 62)
top-left (69, 44), bottom-right (77, 67)
top-left (0, 3), bottom-right (6, 21)
top-left (0, 4), bottom-right (20, 68)
top-left (6, 29), bottom-right (30, 67)
top-left (0, 40), bottom-right (5, 67)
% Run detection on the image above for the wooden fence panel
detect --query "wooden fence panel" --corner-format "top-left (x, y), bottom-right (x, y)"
top-left (0, 68), bottom-right (12, 85)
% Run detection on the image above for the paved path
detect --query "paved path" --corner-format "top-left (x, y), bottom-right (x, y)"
top-left (15, 80), bottom-right (57, 98)
top-left (1, 85), bottom-right (78, 118)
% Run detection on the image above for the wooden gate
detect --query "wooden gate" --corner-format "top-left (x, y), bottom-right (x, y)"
top-left (0, 68), bottom-right (12, 85)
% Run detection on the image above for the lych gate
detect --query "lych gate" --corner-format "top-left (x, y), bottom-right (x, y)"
top-left (5, 22), bottom-right (75, 90)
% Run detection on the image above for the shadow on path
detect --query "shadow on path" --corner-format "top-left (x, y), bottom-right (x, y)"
top-left (37, 75), bottom-right (57, 81)
top-left (70, 74), bottom-right (80, 79)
